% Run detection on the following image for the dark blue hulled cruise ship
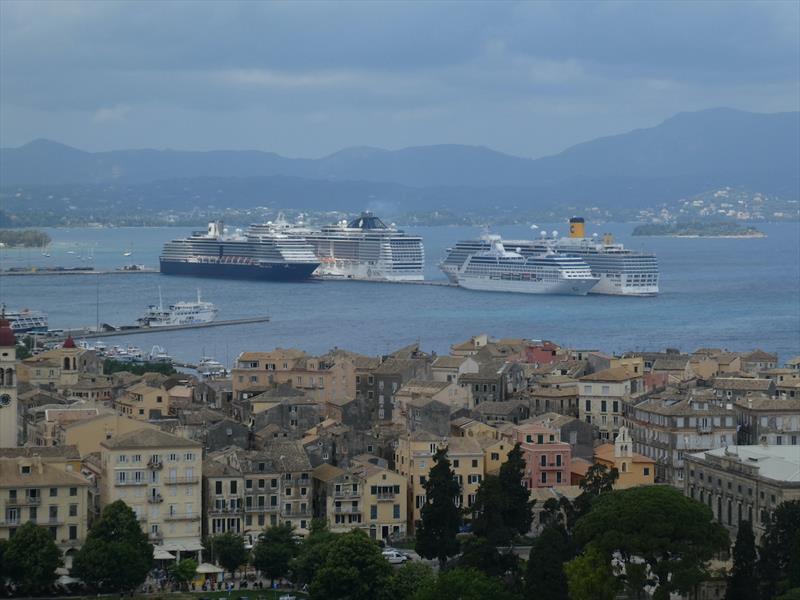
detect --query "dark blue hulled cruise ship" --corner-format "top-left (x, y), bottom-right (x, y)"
top-left (160, 221), bottom-right (320, 281)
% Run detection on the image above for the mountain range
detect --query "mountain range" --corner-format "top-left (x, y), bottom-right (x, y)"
top-left (1, 108), bottom-right (798, 214)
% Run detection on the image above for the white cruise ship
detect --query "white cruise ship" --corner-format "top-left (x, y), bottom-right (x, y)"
top-left (303, 212), bottom-right (425, 281)
top-left (454, 236), bottom-right (598, 295)
top-left (1, 307), bottom-right (49, 333)
top-left (137, 289), bottom-right (218, 327)
top-left (441, 217), bottom-right (659, 296)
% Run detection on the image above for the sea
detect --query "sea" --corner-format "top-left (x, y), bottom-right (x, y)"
top-left (1, 222), bottom-right (798, 367)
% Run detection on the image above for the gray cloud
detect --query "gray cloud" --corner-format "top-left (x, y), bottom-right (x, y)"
top-left (1, 0), bottom-right (797, 158)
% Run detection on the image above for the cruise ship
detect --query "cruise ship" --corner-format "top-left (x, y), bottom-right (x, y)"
top-left (454, 236), bottom-right (598, 295)
top-left (441, 218), bottom-right (659, 296)
top-left (137, 289), bottom-right (218, 327)
top-left (160, 221), bottom-right (320, 281)
top-left (302, 212), bottom-right (425, 281)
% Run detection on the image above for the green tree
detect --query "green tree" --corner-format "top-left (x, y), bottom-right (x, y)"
top-left (390, 561), bottom-right (436, 600)
top-left (525, 523), bottom-right (571, 600)
top-left (573, 486), bottom-right (729, 600)
top-left (73, 500), bottom-right (153, 592)
top-left (290, 519), bottom-right (337, 586)
top-left (0, 538), bottom-right (8, 582)
top-left (207, 532), bottom-right (248, 578)
top-left (458, 535), bottom-right (509, 578)
top-left (573, 463), bottom-right (618, 518)
top-left (310, 530), bottom-right (393, 600)
top-left (169, 558), bottom-right (198, 590)
top-left (759, 500), bottom-right (800, 600)
top-left (252, 523), bottom-right (297, 586)
top-left (412, 567), bottom-right (521, 600)
top-left (565, 543), bottom-right (621, 600)
top-left (415, 447), bottom-right (462, 568)
top-left (472, 444), bottom-right (535, 547)
top-left (726, 520), bottom-right (758, 600)
top-left (3, 521), bottom-right (62, 594)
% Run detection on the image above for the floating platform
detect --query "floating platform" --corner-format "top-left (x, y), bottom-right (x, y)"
top-left (57, 316), bottom-right (271, 340)
top-left (2, 267), bottom-right (158, 276)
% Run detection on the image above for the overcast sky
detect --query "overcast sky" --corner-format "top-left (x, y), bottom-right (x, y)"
top-left (1, 0), bottom-right (798, 158)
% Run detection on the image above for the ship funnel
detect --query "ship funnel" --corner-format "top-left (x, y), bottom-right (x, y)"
top-left (569, 217), bottom-right (585, 238)
top-left (207, 220), bottom-right (224, 238)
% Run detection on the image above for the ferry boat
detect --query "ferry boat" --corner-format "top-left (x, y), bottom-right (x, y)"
top-left (197, 356), bottom-right (227, 377)
top-left (302, 212), bottom-right (425, 281)
top-left (441, 217), bottom-right (659, 296)
top-left (160, 221), bottom-right (320, 281)
top-left (1, 307), bottom-right (49, 333)
top-left (138, 289), bottom-right (218, 327)
top-left (453, 236), bottom-right (598, 295)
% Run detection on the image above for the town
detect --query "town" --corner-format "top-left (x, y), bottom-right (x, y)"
top-left (0, 318), bottom-right (797, 599)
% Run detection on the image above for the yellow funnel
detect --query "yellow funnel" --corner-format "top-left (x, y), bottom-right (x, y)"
top-left (569, 217), bottom-right (585, 238)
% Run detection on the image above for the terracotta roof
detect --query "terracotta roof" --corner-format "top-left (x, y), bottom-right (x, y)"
top-left (594, 443), bottom-right (654, 464)
top-left (312, 463), bottom-right (344, 482)
top-left (101, 428), bottom-right (201, 450)
top-left (580, 366), bottom-right (637, 382)
top-left (475, 400), bottom-right (527, 416)
top-left (735, 397), bottom-right (800, 412)
top-left (0, 459), bottom-right (90, 488)
top-left (433, 356), bottom-right (467, 369)
top-left (714, 377), bottom-right (774, 391)
top-left (0, 445), bottom-right (80, 460)
top-left (742, 350), bottom-right (778, 363)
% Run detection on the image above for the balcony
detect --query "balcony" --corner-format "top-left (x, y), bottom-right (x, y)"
top-left (147, 494), bottom-right (164, 504)
top-left (247, 505), bottom-right (279, 513)
top-left (165, 512), bottom-right (201, 521)
top-left (148, 531), bottom-right (163, 541)
top-left (376, 492), bottom-right (396, 502)
top-left (147, 459), bottom-right (163, 470)
top-left (0, 519), bottom-right (21, 527)
top-left (115, 480), bottom-right (147, 487)
top-left (5, 496), bottom-right (41, 506)
top-left (209, 506), bottom-right (243, 516)
top-left (334, 505), bottom-right (361, 514)
top-left (697, 425), bottom-right (714, 434)
top-left (334, 489), bottom-right (360, 499)
top-left (540, 463), bottom-right (565, 470)
top-left (163, 476), bottom-right (199, 485)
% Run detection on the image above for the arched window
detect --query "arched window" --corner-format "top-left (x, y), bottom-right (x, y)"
top-left (63, 357), bottom-right (70, 371)
top-left (727, 500), bottom-right (733, 525)
top-left (4, 369), bottom-right (11, 386)
top-left (717, 497), bottom-right (723, 522)
top-left (0, 369), bottom-right (4, 386)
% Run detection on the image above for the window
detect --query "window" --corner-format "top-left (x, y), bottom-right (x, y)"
top-left (69, 504), bottom-right (78, 517)
top-left (585, 400), bottom-right (591, 412)
top-left (69, 525), bottom-right (77, 540)
top-left (644, 468), bottom-right (650, 477)
top-left (185, 453), bottom-right (195, 462)
top-left (49, 488), bottom-right (57, 497)
top-left (471, 459), bottom-right (478, 468)
top-left (370, 505), bottom-right (378, 519)
top-left (540, 472), bottom-right (547, 484)
top-left (452, 460), bottom-right (460, 468)
top-left (540, 455), bottom-right (547, 467)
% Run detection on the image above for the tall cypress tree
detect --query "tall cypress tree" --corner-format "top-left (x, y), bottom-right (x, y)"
top-left (726, 520), bottom-right (758, 600)
top-left (415, 447), bottom-right (462, 568)
top-left (525, 523), bottom-right (571, 600)
top-left (499, 443), bottom-right (535, 540)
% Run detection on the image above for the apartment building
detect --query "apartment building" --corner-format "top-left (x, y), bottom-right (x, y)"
top-left (207, 440), bottom-right (313, 541)
top-left (100, 429), bottom-right (203, 558)
top-left (394, 431), bottom-right (484, 530)
top-left (593, 427), bottom-right (655, 489)
top-left (505, 423), bottom-right (572, 489)
top-left (684, 445), bottom-right (800, 542)
top-left (203, 459), bottom-right (244, 538)
top-left (735, 397), bottom-right (800, 446)
top-left (625, 392), bottom-right (737, 486)
top-left (579, 367), bottom-right (644, 440)
top-left (524, 374), bottom-right (579, 417)
top-left (312, 456), bottom-right (407, 541)
top-left (431, 355), bottom-right (479, 384)
top-left (114, 377), bottom-right (173, 421)
top-left (0, 446), bottom-right (90, 566)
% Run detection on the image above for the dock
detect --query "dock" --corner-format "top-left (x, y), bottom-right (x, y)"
top-left (313, 275), bottom-right (455, 287)
top-left (2, 268), bottom-right (158, 277)
top-left (58, 316), bottom-right (271, 341)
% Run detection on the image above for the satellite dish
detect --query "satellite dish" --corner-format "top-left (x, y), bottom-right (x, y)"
top-left (551, 230), bottom-right (558, 237)
top-left (530, 224), bottom-right (539, 230)
top-left (267, 221), bottom-right (273, 225)
top-left (540, 231), bottom-right (547, 237)
top-left (592, 233), bottom-right (598, 238)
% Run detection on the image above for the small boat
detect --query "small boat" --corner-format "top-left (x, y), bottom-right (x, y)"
top-left (123, 242), bottom-right (133, 257)
top-left (138, 288), bottom-right (218, 327)
top-left (148, 345), bottom-right (173, 363)
top-left (41, 242), bottom-right (50, 258)
top-left (1, 305), bottom-right (49, 333)
top-left (197, 356), bottom-right (227, 377)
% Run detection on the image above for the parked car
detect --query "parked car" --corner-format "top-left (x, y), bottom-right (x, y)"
top-left (382, 549), bottom-right (409, 564)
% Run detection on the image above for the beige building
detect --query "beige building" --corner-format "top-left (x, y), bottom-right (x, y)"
top-left (100, 429), bottom-right (203, 558)
top-left (593, 427), bottom-right (655, 489)
top-left (61, 413), bottom-right (158, 457)
top-left (579, 367), bottom-right (644, 440)
top-left (0, 321), bottom-right (19, 448)
top-left (0, 446), bottom-right (90, 567)
top-left (114, 379), bottom-right (173, 421)
top-left (394, 432), bottom-right (484, 530)
top-left (312, 456), bottom-right (407, 541)
top-left (17, 338), bottom-right (101, 389)
top-left (203, 458), bottom-right (244, 538)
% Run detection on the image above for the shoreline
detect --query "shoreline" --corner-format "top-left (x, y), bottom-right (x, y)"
top-left (634, 233), bottom-right (768, 239)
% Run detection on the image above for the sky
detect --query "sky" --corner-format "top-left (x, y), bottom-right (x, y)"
top-left (1, 0), bottom-right (798, 159)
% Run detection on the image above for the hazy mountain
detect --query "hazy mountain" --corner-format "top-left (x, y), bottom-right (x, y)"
top-left (2, 108), bottom-right (797, 203)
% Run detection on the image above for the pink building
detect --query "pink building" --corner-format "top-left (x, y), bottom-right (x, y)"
top-left (524, 341), bottom-right (560, 365)
top-left (506, 423), bottom-right (572, 489)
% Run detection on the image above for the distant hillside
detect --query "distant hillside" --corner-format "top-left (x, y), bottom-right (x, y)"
top-left (1, 108), bottom-right (797, 209)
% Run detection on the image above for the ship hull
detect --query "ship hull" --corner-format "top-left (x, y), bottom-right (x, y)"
top-left (588, 274), bottom-right (659, 296)
top-left (160, 260), bottom-right (319, 281)
top-left (455, 276), bottom-right (599, 295)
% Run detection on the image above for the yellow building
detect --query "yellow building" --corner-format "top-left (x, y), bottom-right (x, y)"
top-left (0, 446), bottom-right (91, 568)
top-left (17, 338), bottom-right (101, 389)
top-left (61, 413), bottom-right (158, 457)
top-left (593, 427), bottom-right (655, 489)
top-left (100, 429), bottom-right (203, 559)
top-left (115, 380), bottom-right (171, 420)
top-left (394, 431), bottom-right (484, 530)
top-left (313, 456), bottom-right (407, 541)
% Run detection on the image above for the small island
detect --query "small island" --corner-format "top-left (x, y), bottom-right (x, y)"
top-left (0, 229), bottom-right (51, 248)
top-left (632, 221), bottom-right (766, 238)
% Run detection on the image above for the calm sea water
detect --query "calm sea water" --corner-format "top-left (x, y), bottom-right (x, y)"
top-left (1, 222), bottom-right (798, 366)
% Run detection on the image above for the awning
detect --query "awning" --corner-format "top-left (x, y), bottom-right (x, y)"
top-left (196, 563), bottom-right (224, 574)
top-left (159, 540), bottom-right (204, 552)
top-left (154, 549), bottom-right (176, 560)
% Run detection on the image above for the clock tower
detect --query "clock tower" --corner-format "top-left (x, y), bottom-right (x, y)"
top-left (0, 317), bottom-right (18, 448)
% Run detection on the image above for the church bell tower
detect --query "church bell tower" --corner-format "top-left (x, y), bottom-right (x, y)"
top-left (0, 316), bottom-right (19, 448)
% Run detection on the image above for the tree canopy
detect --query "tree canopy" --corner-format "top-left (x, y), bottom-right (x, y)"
top-left (759, 500), bottom-right (800, 599)
top-left (309, 530), bottom-right (393, 600)
top-left (2, 522), bottom-right (62, 594)
top-left (526, 523), bottom-right (572, 600)
top-left (572, 486), bottom-right (729, 600)
top-left (251, 523), bottom-right (297, 585)
top-left (207, 532), bottom-right (248, 577)
top-left (389, 561), bottom-right (436, 600)
top-left (72, 500), bottom-right (153, 592)
top-left (411, 567), bottom-right (521, 600)
top-left (290, 519), bottom-right (337, 586)
top-left (415, 447), bottom-right (462, 568)
top-left (169, 558), bottom-right (198, 590)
